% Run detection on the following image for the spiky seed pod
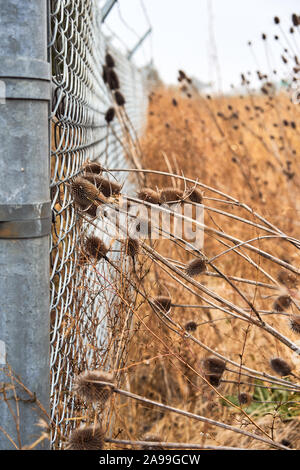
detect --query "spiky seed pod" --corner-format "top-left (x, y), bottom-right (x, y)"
top-left (178, 70), bottom-right (186, 80)
top-left (281, 439), bottom-right (291, 448)
top-left (114, 90), bottom-right (126, 106)
top-left (70, 177), bottom-right (106, 208)
top-left (107, 69), bottom-right (120, 90)
top-left (84, 236), bottom-right (108, 261)
top-left (185, 258), bottom-right (206, 277)
top-left (277, 270), bottom-right (298, 289)
top-left (153, 296), bottom-right (172, 312)
top-left (205, 374), bottom-right (221, 387)
top-left (105, 52), bottom-right (115, 68)
top-left (102, 65), bottom-right (109, 84)
top-left (137, 188), bottom-right (161, 205)
top-left (67, 425), bottom-right (105, 450)
top-left (125, 237), bottom-right (140, 258)
top-left (289, 315), bottom-right (300, 334)
top-left (73, 370), bottom-right (115, 404)
top-left (292, 14), bottom-right (299, 27)
top-left (202, 357), bottom-right (226, 376)
top-left (185, 320), bottom-right (198, 332)
top-left (273, 295), bottom-right (291, 312)
top-left (105, 107), bottom-right (115, 123)
top-left (160, 187), bottom-right (184, 203)
top-left (141, 433), bottom-right (163, 450)
top-left (238, 392), bottom-right (252, 406)
top-left (187, 187), bottom-right (203, 204)
top-left (270, 357), bottom-right (292, 377)
top-left (83, 161), bottom-right (103, 175)
top-left (83, 174), bottom-right (121, 197)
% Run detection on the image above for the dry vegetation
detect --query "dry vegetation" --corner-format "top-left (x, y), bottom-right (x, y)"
top-left (12, 14), bottom-right (299, 451)
top-left (108, 85), bottom-right (300, 450)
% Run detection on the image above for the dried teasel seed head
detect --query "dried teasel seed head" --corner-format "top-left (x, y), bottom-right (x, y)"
top-left (125, 237), bottom-right (140, 258)
top-left (107, 69), bottom-right (120, 90)
top-left (281, 439), bottom-right (292, 448)
top-left (202, 357), bottom-right (226, 376)
top-left (270, 357), bottom-right (292, 376)
top-left (289, 314), bottom-right (300, 334)
top-left (140, 433), bottom-right (164, 450)
top-left (84, 236), bottom-right (109, 261)
top-left (292, 13), bottom-right (299, 27)
top-left (83, 161), bottom-right (103, 175)
top-left (160, 187), bottom-right (184, 203)
top-left (70, 177), bottom-right (105, 208)
top-left (238, 392), bottom-right (252, 406)
top-left (273, 295), bottom-right (291, 312)
top-left (66, 425), bottom-right (105, 450)
top-left (153, 295), bottom-right (172, 312)
top-left (105, 52), bottom-right (115, 68)
top-left (102, 65), bottom-right (109, 84)
top-left (277, 270), bottom-right (298, 289)
top-left (185, 320), bottom-right (198, 332)
top-left (187, 187), bottom-right (203, 204)
top-left (114, 90), bottom-right (126, 106)
top-left (205, 374), bottom-right (221, 387)
top-left (137, 188), bottom-right (161, 205)
top-left (178, 70), bottom-right (186, 80)
top-left (105, 107), bottom-right (115, 123)
top-left (185, 258), bottom-right (206, 277)
top-left (73, 370), bottom-right (115, 404)
top-left (83, 174), bottom-right (121, 197)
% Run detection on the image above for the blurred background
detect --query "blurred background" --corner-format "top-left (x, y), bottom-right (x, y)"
top-left (101, 0), bottom-right (300, 93)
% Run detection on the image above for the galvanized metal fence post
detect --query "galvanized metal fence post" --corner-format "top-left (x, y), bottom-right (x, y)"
top-left (0, 0), bottom-right (51, 450)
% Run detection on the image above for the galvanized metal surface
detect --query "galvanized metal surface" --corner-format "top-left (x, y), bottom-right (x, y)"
top-left (49, 0), bottom-right (147, 448)
top-left (0, 0), bottom-right (50, 450)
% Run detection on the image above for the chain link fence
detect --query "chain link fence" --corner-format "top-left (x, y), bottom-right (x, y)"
top-left (49, 0), bottom-right (148, 448)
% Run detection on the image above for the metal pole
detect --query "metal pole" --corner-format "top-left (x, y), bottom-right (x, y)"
top-left (0, 0), bottom-right (51, 450)
top-left (127, 27), bottom-right (152, 60)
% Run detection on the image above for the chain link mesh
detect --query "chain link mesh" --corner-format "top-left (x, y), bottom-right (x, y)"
top-left (49, 0), bottom-right (147, 448)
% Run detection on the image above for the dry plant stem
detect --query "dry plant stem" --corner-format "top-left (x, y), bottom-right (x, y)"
top-left (225, 367), bottom-right (298, 389)
top-left (0, 425), bottom-right (18, 449)
top-left (221, 380), bottom-right (300, 393)
top-left (109, 386), bottom-right (289, 450)
top-left (106, 438), bottom-right (248, 450)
